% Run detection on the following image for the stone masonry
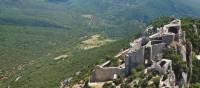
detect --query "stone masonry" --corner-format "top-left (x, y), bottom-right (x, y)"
top-left (89, 19), bottom-right (192, 88)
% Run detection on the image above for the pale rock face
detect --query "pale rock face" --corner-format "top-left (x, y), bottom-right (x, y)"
top-left (54, 55), bottom-right (68, 60)
top-left (87, 19), bottom-right (191, 88)
top-left (193, 24), bottom-right (198, 34)
top-left (196, 55), bottom-right (200, 60)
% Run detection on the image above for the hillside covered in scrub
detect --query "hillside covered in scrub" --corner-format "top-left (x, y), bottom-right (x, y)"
top-left (1, 0), bottom-right (200, 88)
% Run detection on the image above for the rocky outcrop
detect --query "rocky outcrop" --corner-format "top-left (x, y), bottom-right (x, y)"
top-left (185, 40), bottom-right (193, 88)
top-left (87, 19), bottom-right (193, 88)
top-left (192, 24), bottom-right (198, 35)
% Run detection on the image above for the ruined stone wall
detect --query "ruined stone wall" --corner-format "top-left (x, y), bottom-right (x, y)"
top-left (87, 19), bottom-right (187, 88)
top-left (125, 54), bottom-right (131, 75)
top-left (151, 43), bottom-right (166, 60)
top-left (90, 67), bottom-right (124, 82)
top-left (162, 34), bottom-right (175, 45)
top-left (125, 47), bottom-right (145, 75)
top-left (124, 43), bottom-right (166, 75)
top-left (131, 47), bottom-right (145, 67)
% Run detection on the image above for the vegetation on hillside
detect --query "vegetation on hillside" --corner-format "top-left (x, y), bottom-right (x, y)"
top-left (0, 0), bottom-right (200, 87)
top-left (181, 18), bottom-right (200, 88)
top-left (151, 17), bottom-right (200, 87)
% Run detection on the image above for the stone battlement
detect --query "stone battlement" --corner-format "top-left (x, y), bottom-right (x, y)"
top-left (89, 19), bottom-right (192, 88)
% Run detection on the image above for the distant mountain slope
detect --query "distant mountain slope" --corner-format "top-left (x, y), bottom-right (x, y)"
top-left (0, 0), bottom-right (200, 88)
top-left (1, 0), bottom-right (200, 22)
top-left (47, 0), bottom-right (200, 25)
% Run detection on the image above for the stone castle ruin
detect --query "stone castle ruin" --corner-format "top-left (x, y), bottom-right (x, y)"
top-left (88, 19), bottom-right (192, 88)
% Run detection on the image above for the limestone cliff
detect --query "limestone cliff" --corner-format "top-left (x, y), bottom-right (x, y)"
top-left (66, 19), bottom-right (193, 88)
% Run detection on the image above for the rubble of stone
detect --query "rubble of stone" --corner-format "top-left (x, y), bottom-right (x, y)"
top-left (71, 19), bottom-right (193, 88)
top-left (147, 59), bottom-right (176, 87)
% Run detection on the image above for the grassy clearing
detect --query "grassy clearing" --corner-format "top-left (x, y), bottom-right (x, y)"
top-left (79, 34), bottom-right (115, 50)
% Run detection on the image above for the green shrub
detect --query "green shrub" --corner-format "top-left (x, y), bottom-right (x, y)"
top-left (103, 82), bottom-right (114, 88)
top-left (153, 77), bottom-right (160, 88)
top-left (121, 82), bottom-right (131, 88)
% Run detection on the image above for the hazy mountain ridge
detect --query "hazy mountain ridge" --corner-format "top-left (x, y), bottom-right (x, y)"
top-left (0, 0), bottom-right (200, 88)
top-left (1, 0), bottom-right (200, 25)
